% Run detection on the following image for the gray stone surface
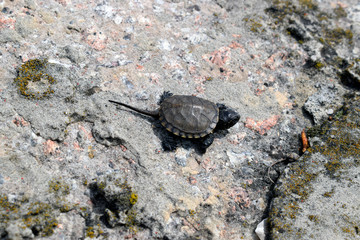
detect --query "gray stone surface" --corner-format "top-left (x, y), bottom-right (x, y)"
top-left (0, 0), bottom-right (359, 239)
top-left (304, 83), bottom-right (345, 124)
top-left (269, 94), bottom-right (360, 240)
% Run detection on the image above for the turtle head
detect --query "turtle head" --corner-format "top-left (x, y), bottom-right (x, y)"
top-left (216, 103), bottom-right (240, 130)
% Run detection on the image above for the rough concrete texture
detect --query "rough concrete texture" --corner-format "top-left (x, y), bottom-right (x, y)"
top-left (0, 0), bottom-right (359, 239)
top-left (269, 94), bottom-right (360, 240)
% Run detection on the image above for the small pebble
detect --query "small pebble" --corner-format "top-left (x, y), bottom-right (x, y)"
top-left (2, 7), bottom-right (9, 13)
top-left (326, 109), bottom-right (334, 115)
top-left (122, 76), bottom-right (134, 89)
top-left (255, 218), bottom-right (267, 240)
top-left (175, 148), bottom-right (188, 167)
top-left (328, 83), bottom-right (335, 89)
top-left (188, 176), bottom-right (197, 185)
top-left (123, 34), bottom-right (131, 40)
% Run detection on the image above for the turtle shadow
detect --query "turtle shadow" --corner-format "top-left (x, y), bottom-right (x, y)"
top-left (152, 121), bottom-right (228, 155)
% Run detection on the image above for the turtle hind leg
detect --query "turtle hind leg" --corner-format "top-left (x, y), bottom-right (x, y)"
top-left (161, 132), bottom-right (179, 151)
top-left (158, 91), bottom-right (173, 105)
top-left (195, 134), bottom-right (215, 154)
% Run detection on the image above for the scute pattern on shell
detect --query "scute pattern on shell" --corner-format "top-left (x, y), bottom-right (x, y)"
top-left (159, 95), bottom-right (219, 138)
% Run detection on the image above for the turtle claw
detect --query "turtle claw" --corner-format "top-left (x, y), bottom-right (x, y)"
top-left (158, 91), bottom-right (173, 105)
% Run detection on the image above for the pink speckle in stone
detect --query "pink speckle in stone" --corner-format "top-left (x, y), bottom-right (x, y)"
top-left (203, 47), bottom-right (231, 67)
top-left (43, 140), bottom-right (60, 155)
top-left (13, 116), bottom-right (29, 127)
top-left (245, 115), bottom-right (280, 135)
top-left (55, 0), bottom-right (71, 7)
top-left (228, 187), bottom-right (251, 208)
top-left (228, 41), bottom-right (242, 49)
top-left (84, 27), bottom-right (108, 51)
top-left (79, 125), bottom-right (94, 141)
top-left (0, 17), bottom-right (16, 29)
top-left (263, 52), bottom-right (287, 70)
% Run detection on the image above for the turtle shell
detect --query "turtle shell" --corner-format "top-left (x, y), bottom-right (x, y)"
top-left (158, 95), bottom-right (219, 138)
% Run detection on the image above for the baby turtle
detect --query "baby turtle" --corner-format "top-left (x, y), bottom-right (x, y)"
top-left (109, 91), bottom-right (240, 151)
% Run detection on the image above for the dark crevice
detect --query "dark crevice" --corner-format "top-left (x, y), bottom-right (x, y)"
top-left (339, 70), bottom-right (360, 90)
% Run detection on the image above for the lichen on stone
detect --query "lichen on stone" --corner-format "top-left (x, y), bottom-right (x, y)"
top-left (0, 194), bottom-right (59, 238)
top-left (14, 59), bottom-right (56, 100)
top-left (269, 95), bottom-right (360, 239)
top-left (87, 173), bottom-right (139, 233)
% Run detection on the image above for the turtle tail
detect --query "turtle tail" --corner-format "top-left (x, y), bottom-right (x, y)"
top-left (109, 100), bottom-right (159, 117)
